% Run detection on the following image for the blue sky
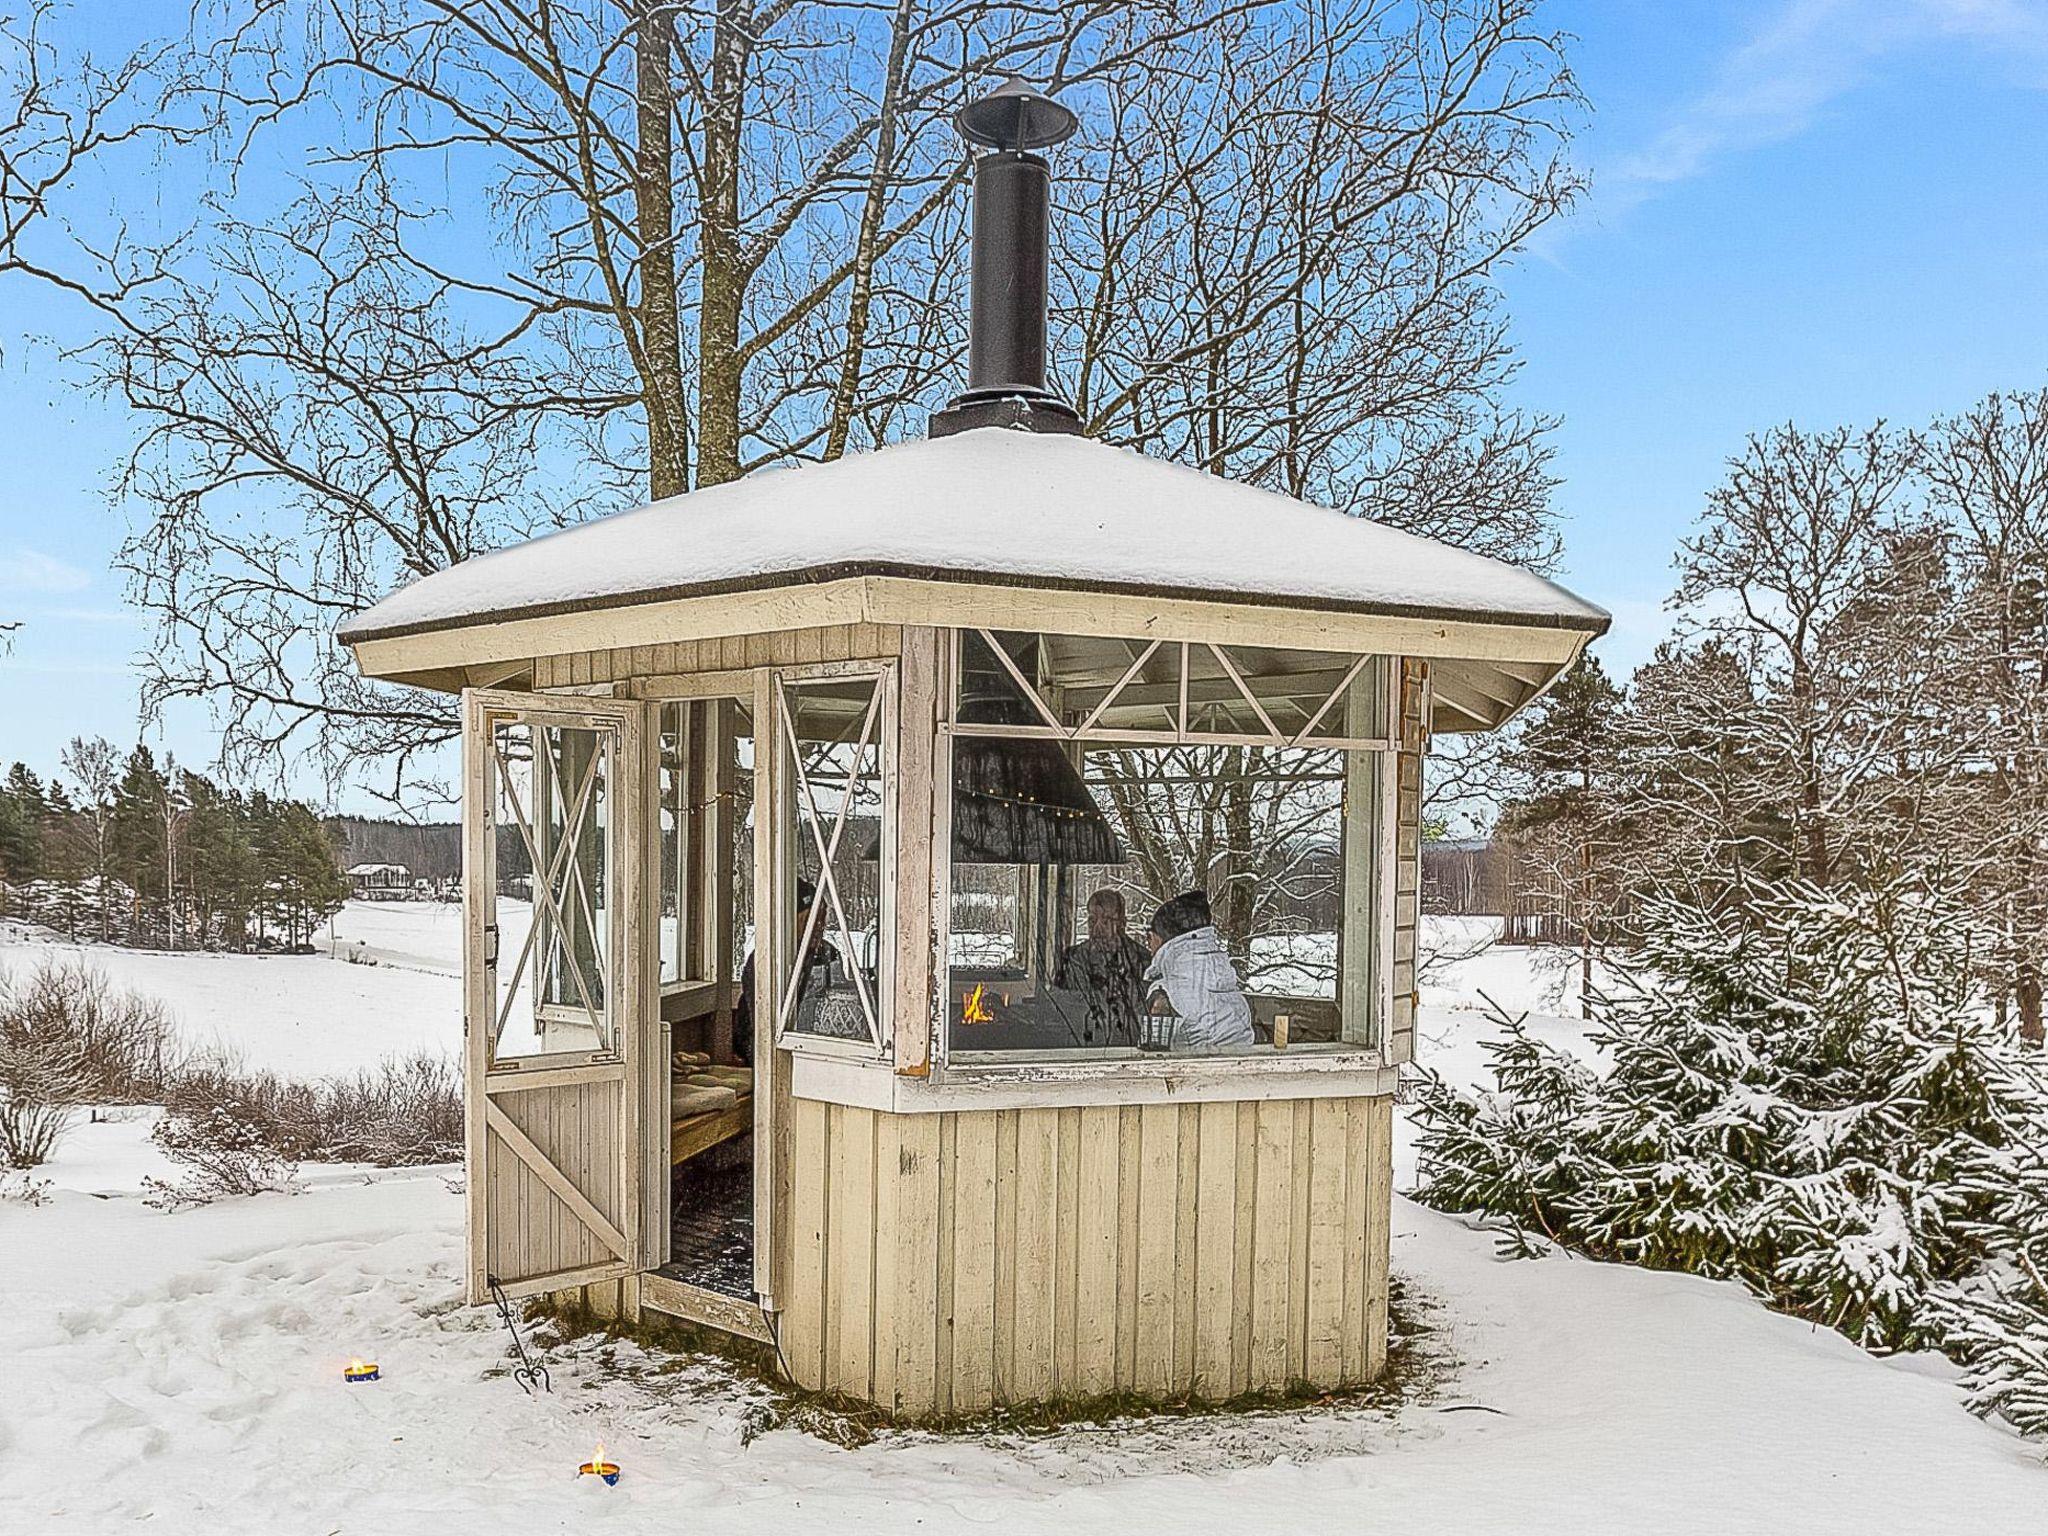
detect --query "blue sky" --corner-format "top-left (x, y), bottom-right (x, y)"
top-left (4, 0), bottom-right (2048, 811)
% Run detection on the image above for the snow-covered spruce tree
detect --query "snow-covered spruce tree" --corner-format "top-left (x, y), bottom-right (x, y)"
top-left (1934, 1075), bottom-right (2048, 1435)
top-left (1413, 876), bottom-right (2048, 1395)
top-left (1407, 1019), bottom-right (1600, 1255)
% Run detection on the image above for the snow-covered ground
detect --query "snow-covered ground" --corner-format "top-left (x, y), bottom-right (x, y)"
top-left (0, 903), bottom-right (462, 1076)
top-left (2, 909), bottom-right (2043, 1530)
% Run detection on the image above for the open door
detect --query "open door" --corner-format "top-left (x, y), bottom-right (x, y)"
top-left (462, 688), bottom-right (655, 1304)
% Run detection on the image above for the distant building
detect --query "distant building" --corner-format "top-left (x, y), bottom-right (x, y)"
top-left (346, 862), bottom-right (412, 899)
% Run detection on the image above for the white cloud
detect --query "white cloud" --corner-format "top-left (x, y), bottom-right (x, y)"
top-left (0, 546), bottom-right (92, 596)
top-left (1605, 0), bottom-right (2048, 205)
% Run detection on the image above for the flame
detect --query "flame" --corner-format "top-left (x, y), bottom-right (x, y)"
top-left (961, 984), bottom-right (995, 1024)
top-left (594, 1442), bottom-right (607, 1466)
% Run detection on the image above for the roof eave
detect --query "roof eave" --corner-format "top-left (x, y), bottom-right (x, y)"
top-left (343, 569), bottom-right (1606, 738)
top-left (337, 557), bottom-right (1609, 650)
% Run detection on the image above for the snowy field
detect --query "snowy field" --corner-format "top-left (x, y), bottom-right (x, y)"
top-left (2, 907), bottom-right (2044, 1530)
top-left (0, 904), bottom-right (465, 1077)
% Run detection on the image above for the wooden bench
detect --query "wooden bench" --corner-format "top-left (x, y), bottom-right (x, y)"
top-left (670, 1056), bottom-right (753, 1166)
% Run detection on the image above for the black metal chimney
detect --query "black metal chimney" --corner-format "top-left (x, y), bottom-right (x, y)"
top-left (930, 78), bottom-right (1083, 438)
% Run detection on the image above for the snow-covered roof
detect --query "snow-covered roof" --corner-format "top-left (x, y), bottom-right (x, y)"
top-left (338, 428), bottom-right (1607, 646)
top-left (346, 863), bottom-right (410, 877)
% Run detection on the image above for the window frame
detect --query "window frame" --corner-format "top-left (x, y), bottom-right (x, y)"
top-left (930, 629), bottom-right (1402, 1081)
top-left (655, 698), bottom-right (696, 994)
top-left (767, 659), bottom-right (899, 1066)
top-left (471, 696), bottom-right (634, 1073)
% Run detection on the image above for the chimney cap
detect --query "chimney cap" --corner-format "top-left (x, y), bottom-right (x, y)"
top-left (955, 77), bottom-right (1077, 152)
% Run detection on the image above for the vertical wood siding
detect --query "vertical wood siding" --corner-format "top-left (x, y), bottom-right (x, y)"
top-left (779, 1095), bottom-right (1393, 1420)
top-left (485, 1081), bottom-right (626, 1287)
top-left (531, 623), bottom-right (902, 686)
top-left (1388, 657), bottom-right (1429, 1065)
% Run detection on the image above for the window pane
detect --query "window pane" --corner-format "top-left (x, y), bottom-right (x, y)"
top-left (1184, 643), bottom-right (1367, 743)
top-left (658, 703), bottom-right (688, 985)
top-left (778, 676), bottom-right (886, 1046)
top-left (487, 717), bottom-right (614, 1063)
top-left (945, 737), bottom-right (1356, 1059)
top-left (963, 631), bottom-right (1384, 744)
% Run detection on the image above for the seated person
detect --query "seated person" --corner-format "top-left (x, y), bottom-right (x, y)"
top-left (1053, 888), bottom-right (1151, 1046)
top-left (733, 878), bottom-right (843, 1065)
top-left (1142, 889), bottom-right (1254, 1051)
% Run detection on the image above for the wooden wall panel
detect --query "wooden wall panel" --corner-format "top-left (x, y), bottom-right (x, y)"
top-left (776, 1093), bottom-right (1394, 1419)
top-left (486, 1081), bottom-right (625, 1286)
top-left (533, 623), bottom-right (902, 690)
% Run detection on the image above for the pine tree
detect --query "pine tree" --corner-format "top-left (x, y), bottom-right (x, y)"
top-left (1414, 875), bottom-right (2048, 1407)
top-left (258, 801), bottom-right (347, 950)
top-left (0, 762), bottom-right (47, 901)
top-left (107, 745), bottom-right (170, 940)
top-left (178, 770), bottom-right (261, 949)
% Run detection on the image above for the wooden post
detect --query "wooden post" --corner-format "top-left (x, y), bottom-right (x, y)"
top-left (1339, 659), bottom-right (1389, 1050)
top-left (461, 691), bottom-right (493, 1305)
top-left (893, 627), bottom-right (942, 1077)
top-left (629, 699), bottom-right (667, 1275)
top-left (752, 666), bottom-right (782, 1309)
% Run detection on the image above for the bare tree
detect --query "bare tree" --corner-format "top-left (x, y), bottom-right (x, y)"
top-left (94, 1), bottom-right (1142, 784)
top-left (1092, 744), bottom-right (1347, 991)
top-left (1675, 423), bottom-right (1939, 885)
top-left (1921, 387), bottom-right (2048, 1044)
top-left (40, 0), bottom-right (1580, 795)
top-left (0, 1), bottom-right (192, 642)
top-left (0, 2), bottom-right (188, 311)
top-left (1062, 0), bottom-right (1578, 556)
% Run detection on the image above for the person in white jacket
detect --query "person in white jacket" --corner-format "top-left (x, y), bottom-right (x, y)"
top-left (1141, 890), bottom-right (1255, 1051)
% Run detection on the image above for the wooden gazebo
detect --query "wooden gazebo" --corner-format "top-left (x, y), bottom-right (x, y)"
top-left (339, 81), bottom-right (1606, 1420)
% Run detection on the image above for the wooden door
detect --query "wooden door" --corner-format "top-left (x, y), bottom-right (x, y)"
top-left (462, 689), bottom-right (652, 1303)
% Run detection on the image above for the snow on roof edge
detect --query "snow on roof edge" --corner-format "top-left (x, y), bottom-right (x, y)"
top-left (338, 556), bottom-right (1610, 648)
top-left (337, 429), bottom-right (1611, 650)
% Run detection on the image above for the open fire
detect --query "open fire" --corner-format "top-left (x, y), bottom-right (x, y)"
top-left (960, 983), bottom-right (996, 1024)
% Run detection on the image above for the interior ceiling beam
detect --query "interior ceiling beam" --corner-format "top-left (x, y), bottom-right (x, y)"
top-left (1055, 668), bottom-right (1354, 709)
top-left (1434, 662), bottom-right (1528, 715)
top-left (1427, 669), bottom-right (1513, 729)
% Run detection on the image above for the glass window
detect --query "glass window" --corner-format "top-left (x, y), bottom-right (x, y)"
top-left (774, 674), bottom-right (889, 1049)
top-left (945, 733), bottom-right (1383, 1062)
top-left (484, 715), bottom-right (616, 1064)
top-left (658, 702), bottom-right (692, 987)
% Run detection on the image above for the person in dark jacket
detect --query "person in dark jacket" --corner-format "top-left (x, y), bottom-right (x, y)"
top-left (733, 878), bottom-right (840, 1066)
top-left (1054, 887), bottom-right (1151, 1046)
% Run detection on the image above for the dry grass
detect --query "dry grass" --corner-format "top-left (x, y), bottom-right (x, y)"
top-left (540, 1276), bottom-right (1445, 1448)
top-left (159, 1050), bottom-right (459, 1167)
top-left (0, 958), bottom-right (183, 1167)
top-left (0, 954), bottom-right (459, 1188)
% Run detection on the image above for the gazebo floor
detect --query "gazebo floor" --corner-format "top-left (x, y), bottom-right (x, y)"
top-left (663, 1154), bottom-right (754, 1300)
